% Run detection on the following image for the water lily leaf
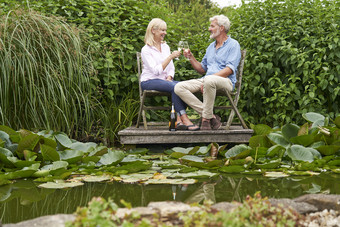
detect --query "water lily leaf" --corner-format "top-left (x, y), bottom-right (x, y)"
top-left (316, 145), bottom-right (340, 156)
top-left (327, 159), bottom-right (340, 166)
top-left (143, 178), bottom-right (197, 185)
top-left (88, 145), bottom-right (108, 156)
top-left (196, 146), bottom-right (210, 155)
top-left (170, 152), bottom-right (187, 159)
top-left (54, 133), bottom-right (73, 149)
top-left (98, 149), bottom-right (125, 166)
top-left (17, 134), bottom-right (40, 153)
top-left (263, 172), bottom-right (289, 178)
top-left (290, 134), bottom-right (314, 147)
top-left (335, 116), bottom-right (340, 128)
top-left (113, 162), bottom-right (152, 174)
top-left (267, 133), bottom-right (290, 148)
top-left (69, 142), bottom-right (97, 153)
top-left (286, 145), bottom-right (319, 163)
top-left (38, 181), bottom-right (83, 189)
top-left (127, 148), bottom-right (148, 155)
top-left (255, 159), bottom-right (281, 169)
top-left (0, 147), bottom-right (15, 167)
top-left (7, 157), bottom-right (40, 168)
top-left (312, 119), bottom-right (325, 128)
top-left (282, 123), bottom-right (299, 141)
top-left (82, 156), bottom-right (101, 163)
top-left (59, 149), bottom-right (84, 164)
top-left (171, 147), bottom-right (197, 155)
top-left (81, 175), bottom-right (112, 182)
top-left (180, 155), bottom-right (204, 163)
top-left (302, 112), bottom-right (325, 123)
top-left (41, 144), bottom-right (60, 161)
top-left (286, 170), bottom-right (320, 176)
top-left (253, 124), bottom-right (272, 135)
top-left (170, 170), bottom-right (218, 178)
top-left (5, 163), bottom-right (40, 179)
top-left (266, 145), bottom-right (285, 158)
top-left (218, 144), bottom-right (228, 155)
top-left (0, 131), bottom-right (11, 147)
top-left (219, 165), bottom-right (245, 173)
top-left (120, 173), bottom-right (154, 183)
top-left (249, 135), bottom-right (271, 148)
top-left (40, 137), bottom-right (57, 149)
top-left (225, 144), bottom-right (251, 159)
top-left (309, 141), bottom-right (325, 149)
top-left (0, 125), bottom-right (21, 143)
top-left (121, 155), bottom-right (146, 164)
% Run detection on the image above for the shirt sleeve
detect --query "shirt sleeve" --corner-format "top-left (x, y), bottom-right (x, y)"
top-left (141, 47), bottom-right (164, 76)
top-left (164, 44), bottom-right (175, 77)
top-left (225, 43), bottom-right (241, 74)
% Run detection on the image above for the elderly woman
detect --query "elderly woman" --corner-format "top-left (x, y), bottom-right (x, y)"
top-left (140, 18), bottom-right (199, 131)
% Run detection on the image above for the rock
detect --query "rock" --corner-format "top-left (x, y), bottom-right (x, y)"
top-left (3, 214), bottom-right (75, 227)
top-left (211, 202), bottom-right (241, 212)
top-left (147, 201), bottom-right (201, 217)
top-left (294, 194), bottom-right (340, 212)
top-left (115, 207), bottom-right (157, 219)
top-left (269, 198), bottom-right (318, 214)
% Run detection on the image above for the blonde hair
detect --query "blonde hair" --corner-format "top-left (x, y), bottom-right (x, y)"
top-left (210, 15), bottom-right (231, 33)
top-left (144, 18), bottom-right (167, 46)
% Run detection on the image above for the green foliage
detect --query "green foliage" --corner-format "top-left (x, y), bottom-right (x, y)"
top-left (0, 9), bottom-right (101, 138)
top-left (229, 0), bottom-right (340, 125)
top-left (67, 192), bottom-right (303, 226)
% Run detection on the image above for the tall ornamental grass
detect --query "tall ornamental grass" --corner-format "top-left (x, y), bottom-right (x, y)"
top-left (0, 10), bottom-right (99, 137)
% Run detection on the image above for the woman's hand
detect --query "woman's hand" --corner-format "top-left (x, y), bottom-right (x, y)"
top-left (166, 76), bottom-right (173, 81)
top-left (171, 50), bottom-right (181, 59)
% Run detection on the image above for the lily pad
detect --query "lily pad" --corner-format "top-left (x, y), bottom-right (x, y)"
top-left (59, 149), bottom-right (84, 164)
top-left (38, 181), bottom-right (84, 189)
top-left (170, 170), bottom-right (218, 179)
top-left (267, 133), bottom-right (290, 148)
top-left (81, 175), bottom-right (112, 182)
top-left (263, 172), bottom-right (289, 178)
top-left (127, 148), bottom-right (148, 155)
top-left (302, 112), bottom-right (325, 124)
top-left (316, 145), bottom-right (340, 156)
top-left (143, 178), bottom-right (197, 185)
top-left (219, 165), bottom-right (245, 173)
top-left (253, 124), bottom-right (272, 136)
top-left (41, 144), bottom-right (60, 161)
top-left (249, 135), bottom-right (272, 148)
top-left (282, 123), bottom-right (300, 141)
top-left (266, 145), bottom-right (285, 158)
top-left (290, 134), bottom-right (315, 147)
top-left (98, 149), bottom-right (125, 166)
top-left (225, 144), bottom-right (251, 159)
top-left (54, 133), bottom-right (73, 149)
top-left (286, 145), bottom-right (320, 163)
top-left (255, 159), bottom-right (281, 169)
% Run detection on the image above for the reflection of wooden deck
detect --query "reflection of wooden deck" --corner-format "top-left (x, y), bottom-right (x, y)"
top-left (118, 122), bottom-right (253, 145)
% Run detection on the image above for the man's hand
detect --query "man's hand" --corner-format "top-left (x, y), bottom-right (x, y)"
top-left (183, 48), bottom-right (192, 60)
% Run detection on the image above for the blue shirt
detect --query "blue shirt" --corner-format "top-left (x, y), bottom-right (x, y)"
top-left (201, 37), bottom-right (241, 89)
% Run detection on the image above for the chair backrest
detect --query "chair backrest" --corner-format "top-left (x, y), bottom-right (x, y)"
top-left (137, 52), bottom-right (143, 97)
top-left (233, 50), bottom-right (246, 99)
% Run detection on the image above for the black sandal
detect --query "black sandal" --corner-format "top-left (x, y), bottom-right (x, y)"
top-left (187, 124), bottom-right (200, 131)
top-left (176, 122), bottom-right (188, 130)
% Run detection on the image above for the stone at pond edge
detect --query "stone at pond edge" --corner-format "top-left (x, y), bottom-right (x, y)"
top-left (294, 194), bottom-right (340, 212)
top-left (269, 198), bottom-right (318, 214)
top-left (3, 214), bottom-right (75, 227)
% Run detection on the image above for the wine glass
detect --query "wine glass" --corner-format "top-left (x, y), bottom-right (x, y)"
top-left (181, 41), bottom-right (189, 60)
top-left (175, 41), bottom-right (184, 60)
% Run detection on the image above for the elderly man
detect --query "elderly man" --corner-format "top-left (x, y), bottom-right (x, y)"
top-left (174, 15), bottom-right (241, 130)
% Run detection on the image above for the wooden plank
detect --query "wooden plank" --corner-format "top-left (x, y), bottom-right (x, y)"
top-left (119, 125), bottom-right (253, 144)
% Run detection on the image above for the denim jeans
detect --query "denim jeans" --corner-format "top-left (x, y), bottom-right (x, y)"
top-left (141, 79), bottom-right (187, 115)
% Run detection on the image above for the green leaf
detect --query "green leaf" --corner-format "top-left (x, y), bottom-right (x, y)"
top-left (38, 181), bottom-right (84, 189)
top-left (282, 123), bottom-right (299, 140)
top-left (267, 133), bottom-right (290, 148)
top-left (316, 145), bottom-right (340, 156)
top-left (0, 147), bottom-right (15, 167)
top-left (263, 172), bottom-right (289, 178)
top-left (0, 125), bottom-right (21, 143)
top-left (98, 149), bottom-right (125, 166)
top-left (249, 135), bottom-right (271, 148)
top-left (253, 124), bottom-right (272, 135)
top-left (59, 149), bottom-right (84, 164)
top-left (126, 148), bottom-right (148, 155)
top-left (255, 159), bottom-right (281, 169)
top-left (286, 145), bottom-right (319, 163)
top-left (17, 134), bottom-right (40, 153)
top-left (180, 155), bottom-right (204, 163)
top-left (54, 134), bottom-right (73, 149)
top-left (7, 157), bottom-right (40, 168)
top-left (302, 112), bottom-right (325, 123)
top-left (290, 134), bottom-right (315, 147)
top-left (41, 144), bottom-right (60, 161)
top-left (334, 116), bottom-right (340, 128)
top-left (266, 145), bottom-right (285, 158)
top-left (225, 144), bottom-right (251, 159)
top-left (219, 165), bottom-right (245, 173)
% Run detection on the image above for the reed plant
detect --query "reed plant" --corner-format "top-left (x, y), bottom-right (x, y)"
top-left (0, 9), bottom-right (99, 138)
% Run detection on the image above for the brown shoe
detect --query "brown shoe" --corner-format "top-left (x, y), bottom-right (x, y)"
top-left (211, 115), bottom-right (221, 130)
top-left (201, 119), bottom-right (212, 130)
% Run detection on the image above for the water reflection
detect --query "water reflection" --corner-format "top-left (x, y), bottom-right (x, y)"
top-left (1, 173), bottom-right (340, 224)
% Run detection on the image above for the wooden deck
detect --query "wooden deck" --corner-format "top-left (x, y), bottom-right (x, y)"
top-left (118, 123), bottom-right (253, 145)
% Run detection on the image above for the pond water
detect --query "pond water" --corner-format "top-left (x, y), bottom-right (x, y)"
top-left (1, 172), bottom-right (340, 224)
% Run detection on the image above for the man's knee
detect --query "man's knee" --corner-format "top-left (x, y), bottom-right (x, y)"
top-left (174, 82), bottom-right (183, 95)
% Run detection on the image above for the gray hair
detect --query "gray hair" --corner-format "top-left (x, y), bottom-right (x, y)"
top-left (210, 15), bottom-right (231, 33)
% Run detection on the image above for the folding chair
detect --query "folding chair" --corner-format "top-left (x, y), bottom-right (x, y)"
top-left (214, 50), bottom-right (248, 129)
top-left (135, 52), bottom-right (171, 129)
